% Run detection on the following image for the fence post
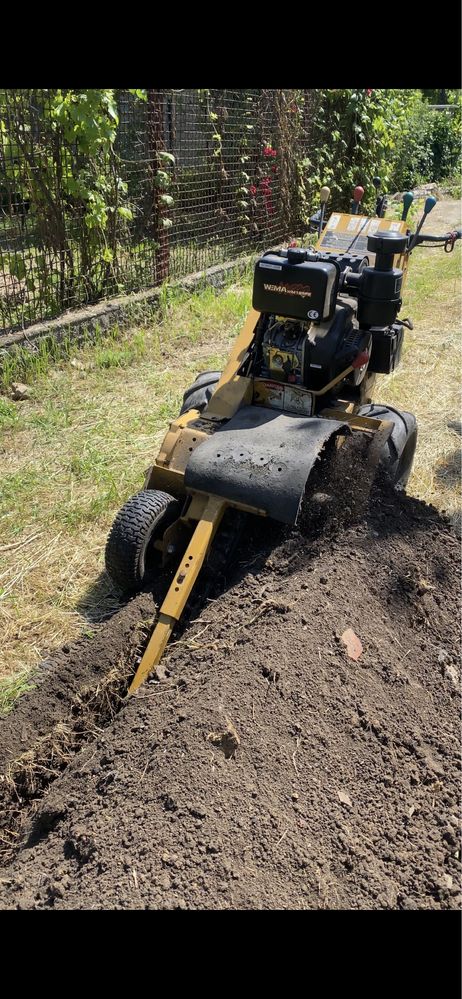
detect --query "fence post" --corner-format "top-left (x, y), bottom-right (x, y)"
top-left (147, 89), bottom-right (170, 283)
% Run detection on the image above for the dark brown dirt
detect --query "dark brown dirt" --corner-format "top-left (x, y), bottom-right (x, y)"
top-left (0, 485), bottom-right (460, 910)
top-left (0, 592), bottom-right (158, 775)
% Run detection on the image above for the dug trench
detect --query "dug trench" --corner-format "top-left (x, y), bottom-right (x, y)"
top-left (0, 466), bottom-right (460, 909)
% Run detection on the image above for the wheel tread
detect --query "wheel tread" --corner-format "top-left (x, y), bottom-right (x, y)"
top-left (105, 490), bottom-right (179, 592)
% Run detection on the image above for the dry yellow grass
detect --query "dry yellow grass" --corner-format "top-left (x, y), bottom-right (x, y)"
top-left (0, 201), bottom-right (460, 695)
top-left (0, 283), bottom-right (249, 683)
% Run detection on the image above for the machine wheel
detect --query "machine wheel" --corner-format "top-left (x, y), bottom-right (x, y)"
top-left (357, 404), bottom-right (417, 490)
top-left (105, 489), bottom-right (181, 593)
top-left (179, 370), bottom-right (221, 416)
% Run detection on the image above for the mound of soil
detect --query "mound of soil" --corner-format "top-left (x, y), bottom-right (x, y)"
top-left (0, 485), bottom-right (460, 910)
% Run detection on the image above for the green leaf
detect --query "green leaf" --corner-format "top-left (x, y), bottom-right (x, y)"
top-left (160, 194), bottom-right (174, 206)
top-left (128, 89), bottom-right (147, 102)
top-left (107, 103), bottom-right (118, 123)
top-left (118, 206), bottom-right (133, 220)
top-left (158, 150), bottom-right (175, 164)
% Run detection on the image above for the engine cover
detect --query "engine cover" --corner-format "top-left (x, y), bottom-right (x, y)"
top-left (253, 251), bottom-right (339, 322)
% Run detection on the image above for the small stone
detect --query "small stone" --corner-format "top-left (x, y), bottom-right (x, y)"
top-left (207, 721), bottom-right (240, 759)
top-left (292, 792), bottom-right (299, 801)
top-left (320, 576), bottom-right (328, 585)
top-left (11, 381), bottom-right (30, 401)
top-left (189, 805), bottom-right (207, 819)
top-left (444, 664), bottom-right (459, 688)
top-left (443, 829), bottom-right (458, 848)
top-left (311, 492), bottom-right (333, 505)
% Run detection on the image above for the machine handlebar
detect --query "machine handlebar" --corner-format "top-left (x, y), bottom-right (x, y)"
top-left (411, 229), bottom-right (461, 252)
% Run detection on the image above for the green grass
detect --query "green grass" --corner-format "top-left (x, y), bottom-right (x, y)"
top-left (0, 670), bottom-right (35, 716)
top-left (0, 395), bottom-right (20, 430)
top-left (0, 276), bottom-right (251, 680)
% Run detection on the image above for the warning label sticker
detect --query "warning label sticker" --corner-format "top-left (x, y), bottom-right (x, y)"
top-left (326, 214), bottom-right (341, 230)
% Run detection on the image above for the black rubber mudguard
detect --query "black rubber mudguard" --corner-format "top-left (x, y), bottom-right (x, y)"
top-left (184, 405), bottom-right (349, 525)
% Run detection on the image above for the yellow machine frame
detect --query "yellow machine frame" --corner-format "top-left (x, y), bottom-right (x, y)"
top-left (129, 214), bottom-right (403, 693)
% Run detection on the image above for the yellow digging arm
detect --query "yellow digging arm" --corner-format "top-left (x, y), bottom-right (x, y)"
top-left (129, 495), bottom-right (227, 694)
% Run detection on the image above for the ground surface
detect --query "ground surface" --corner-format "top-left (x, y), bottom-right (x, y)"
top-left (0, 198), bottom-right (460, 910)
top-left (0, 479), bottom-right (460, 910)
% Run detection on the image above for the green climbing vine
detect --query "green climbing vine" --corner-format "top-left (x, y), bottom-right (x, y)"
top-left (0, 88), bottom-right (459, 334)
top-left (0, 88), bottom-right (137, 309)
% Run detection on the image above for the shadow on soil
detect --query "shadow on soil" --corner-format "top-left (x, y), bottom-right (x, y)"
top-left (74, 514), bottom-right (281, 636)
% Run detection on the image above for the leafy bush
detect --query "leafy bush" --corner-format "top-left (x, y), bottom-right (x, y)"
top-left (299, 89), bottom-right (419, 219)
top-left (390, 92), bottom-right (461, 190)
top-left (430, 102), bottom-right (462, 180)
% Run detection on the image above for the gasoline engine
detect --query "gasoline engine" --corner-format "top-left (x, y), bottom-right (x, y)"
top-left (252, 228), bottom-right (408, 401)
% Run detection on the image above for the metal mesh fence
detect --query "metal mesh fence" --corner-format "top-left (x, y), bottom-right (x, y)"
top-left (0, 89), bottom-right (317, 334)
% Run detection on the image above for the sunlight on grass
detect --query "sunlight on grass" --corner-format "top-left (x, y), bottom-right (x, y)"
top-left (0, 278), bottom-right (252, 679)
top-left (376, 204), bottom-right (461, 530)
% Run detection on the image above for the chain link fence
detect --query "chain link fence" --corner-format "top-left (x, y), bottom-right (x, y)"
top-left (0, 89), bottom-right (321, 335)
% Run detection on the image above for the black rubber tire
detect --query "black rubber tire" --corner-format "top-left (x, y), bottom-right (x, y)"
top-left (357, 404), bottom-right (417, 490)
top-left (105, 489), bottom-right (181, 594)
top-left (179, 370), bottom-right (221, 416)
